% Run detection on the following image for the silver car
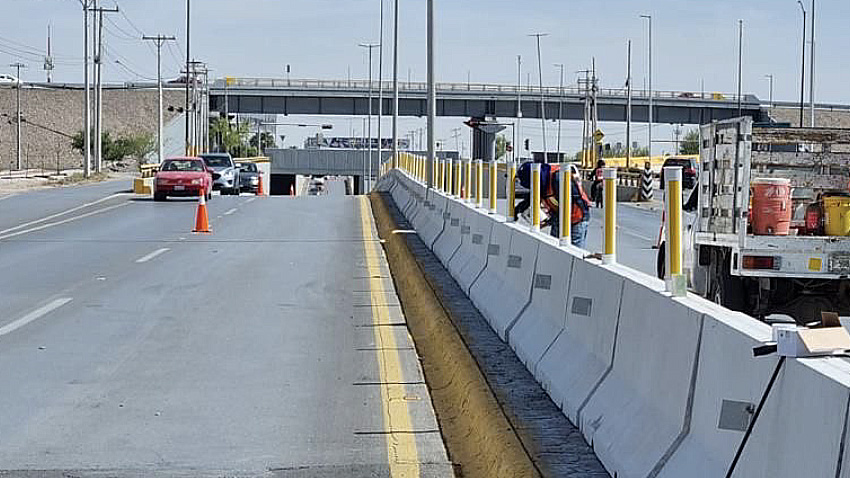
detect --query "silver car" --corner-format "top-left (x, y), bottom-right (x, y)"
top-left (200, 153), bottom-right (241, 195)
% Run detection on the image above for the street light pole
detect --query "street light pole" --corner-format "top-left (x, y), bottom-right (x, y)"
top-left (737, 19), bottom-right (743, 118)
top-left (426, 0), bottom-right (435, 189)
top-left (10, 62), bottom-right (26, 170)
top-left (554, 62), bottom-right (564, 158)
top-left (764, 74), bottom-right (774, 107)
top-left (79, 0), bottom-right (91, 178)
top-left (378, 0), bottom-right (384, 170)
top-left (797, 1), bottom-right (806, 128)
top-left (143, 35), bottom-right (176, 164)
top-left (809, 0), bottom-right (816, 127)
top-left (626, 40), bottom-right (632, 169)
top-left (392, 0), bottom-right (399, 169)
top-left (185, 0), bottom-right (191, 154)
top-left (640, 15), bottom-right (652, 159)
top-left (359, 42), bottom-right (379, 192)
top-left (529, 33), bottom-right (548, 162)
top-left (516, 55), bottom-right (522, 163)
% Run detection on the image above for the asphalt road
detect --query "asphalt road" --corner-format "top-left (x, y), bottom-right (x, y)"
top-left (0, 179), bottom-right (451, 477)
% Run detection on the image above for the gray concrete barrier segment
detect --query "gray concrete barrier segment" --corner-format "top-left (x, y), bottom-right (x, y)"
top-left (471, 225), bottom-right (539, 341)
top-left (421, 191), bottom-right (448, 248)
top-left (536, 259), bottom-right (626, 423)
top-left (579, 280), bottom-right (703, 478)
top-left (432, 198), bottom-right (465, 264)
top-left (507, 238), bottom-right (577, 374)
top-left (381, 169), bottom-right (850, 478)
top-left (449, 207), bottom-right (494, 295)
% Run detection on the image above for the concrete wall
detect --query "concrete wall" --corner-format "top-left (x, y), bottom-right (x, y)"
top-left (378, 167), bottom-right (850, 478)
top-left (0, 88), bottom-right (183, 170)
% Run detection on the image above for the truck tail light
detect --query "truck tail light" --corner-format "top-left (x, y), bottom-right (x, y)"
top-left (742, 255), bottom-right (781, 270)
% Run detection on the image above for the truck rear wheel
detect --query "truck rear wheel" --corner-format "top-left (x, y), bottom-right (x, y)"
top-left (712, 252), bottom-right (746, 312)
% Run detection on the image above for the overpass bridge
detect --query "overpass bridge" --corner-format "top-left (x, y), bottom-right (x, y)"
top-left (209, 77), bottom-right (766, 124)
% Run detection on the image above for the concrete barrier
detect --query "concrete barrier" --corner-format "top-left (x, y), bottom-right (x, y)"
top-left (579, 278), bottom-right (702, 478)
top-left (382, 169), bottom-right (850, 478)
top-left (432, 197), bottom-right (466, 264)
top-left (471, 224), bottom-right (539, 340)
top-left (507, 239), bottom-right (576, 372)
top-left (418, 191), bottom-right (447, 248)
top-left (656, 302), bottom-right (776, 478)
top-left (535, 259), bottom-right (626, 423)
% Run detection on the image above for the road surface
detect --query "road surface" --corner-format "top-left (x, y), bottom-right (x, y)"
top-left (0, 179), bottom-right (451, 477)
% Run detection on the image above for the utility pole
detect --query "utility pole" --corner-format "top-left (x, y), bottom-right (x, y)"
top-left (378, 0), bottom-right (385, 169)
top-left (554, 62), bottom-right (564, 158)
top-left (764, 74), bottom-right (774, 107)
top-left (392, 0), bottom-right (399, 169)
top-left (529, 33), bottom-right (548, 162)
top-left (44, 24), bottom-right (54, 83)
top-left (93, 2), bottom-right (119, 173)
top-left (640, 14), bottom-right (652, 159)
top-left (809, 0), bottom-right (816, 127)
top-left (359, 42), bottom-right (378, 191)
top-left (737, 19), bottom-right (743, 118)
top-left (626, 39), bottom-right (632, 169)
top-left (577, 69), bottom-right (591, 167)
top-left (797, 1), bottom-right (806, 128)
top-left (143, 35), bottom-right (177, 164)
top-left (10, 62), bottom-right (26, 170)
top-left (516, 55), bottom-right (522, 162)
top-left (426, 0), bottom-right (435, 189)
top-left (78, 0), bottom-right (91, 178)
top-left (185, 0), bottom-right (191, 155)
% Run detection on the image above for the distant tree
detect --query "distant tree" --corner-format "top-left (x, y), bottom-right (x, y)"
top-left (679, 129), bottom-right (700, 154)
top-left (209, 118), bottom-right (254, 157)
top-left (250, 131), bottom-right (276, 151)
top-left (71, 130), bottom-right (154, 162)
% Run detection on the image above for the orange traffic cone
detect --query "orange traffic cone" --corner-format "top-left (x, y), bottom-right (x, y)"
top-left (257, 174), bottom-right (266, 196)
top-left (193, 189), bottom-right (212, 233)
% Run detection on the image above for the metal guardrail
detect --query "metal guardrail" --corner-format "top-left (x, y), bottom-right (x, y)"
top-left (214, 77), bottom-right (748, 103)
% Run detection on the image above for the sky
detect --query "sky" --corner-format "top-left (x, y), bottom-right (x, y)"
top-left (2, 0), bottom-right (848, 155)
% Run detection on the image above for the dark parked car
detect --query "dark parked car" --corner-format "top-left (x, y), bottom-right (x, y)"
top-left (659, 156), bottom-right (698, 189)
top-left (236, 162), bottom-right (260, 194)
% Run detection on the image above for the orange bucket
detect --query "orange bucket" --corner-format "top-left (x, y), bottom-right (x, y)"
top-left (751, 178), bottom-right (792, 235)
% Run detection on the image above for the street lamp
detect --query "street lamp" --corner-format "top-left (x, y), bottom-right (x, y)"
top-left (640, 15), bottom-right (652, 159)
top-left (797, 0), bottom-right (806, 127)
top-left (528, 33), bottom-right (548, 163)
top-left (764, 74), bottom-right (774, 107)
top-left (359, 42), bottom-right (379, 192)
top-left (554, 63), bottom-right (564, 158)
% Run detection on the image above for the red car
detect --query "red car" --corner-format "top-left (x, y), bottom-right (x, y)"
top-left (153, 157), bottom-right (213, 201)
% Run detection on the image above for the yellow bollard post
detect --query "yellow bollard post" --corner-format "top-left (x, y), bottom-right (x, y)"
top-left (446, 159), bottom-right (454, 196)
top-left (488, 160), bottom-right (497, 214)
top-left (603, 167), bottom-right (617, 264)
top-left (464, 159), bottom-right (472, 202)
top-left (454, 159), bottom-right (461, 196)
top-left (664, 166), bottom-right (685, 295)
top-left (474, 160), bottom-right (483, 208)
top-left (530, 163), bottom-right (541, 231)
top-left (559, 164), bottom-right (572, 246)
top-left (507, 161), bottom-right (517, 222)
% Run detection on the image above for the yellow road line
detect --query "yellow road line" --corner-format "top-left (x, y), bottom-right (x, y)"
top-left (358, 196), bottom-right (420, 478)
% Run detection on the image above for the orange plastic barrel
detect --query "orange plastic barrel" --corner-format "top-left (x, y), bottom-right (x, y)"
top-left (751, 178), bottom-right (792, 235)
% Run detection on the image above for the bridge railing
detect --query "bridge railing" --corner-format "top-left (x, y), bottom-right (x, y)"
top-left (214, 77), bottom-right (747, 103)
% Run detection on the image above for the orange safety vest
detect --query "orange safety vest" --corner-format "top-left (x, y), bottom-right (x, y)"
top-left (542, 166), bottom-right (591, 224)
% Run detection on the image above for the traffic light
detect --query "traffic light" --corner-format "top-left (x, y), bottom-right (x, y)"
top-left (524, 139), bottom-right (530, 151)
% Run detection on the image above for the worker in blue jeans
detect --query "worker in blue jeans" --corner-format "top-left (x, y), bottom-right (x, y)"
top-left (544, 164), bottom-right (591, 248)
top-left (515, 162), bottom-right (591, 248)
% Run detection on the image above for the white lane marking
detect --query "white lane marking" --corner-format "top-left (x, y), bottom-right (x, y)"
top-left (0, 193), bottom-right (130, 236)
top-left (0, 194), bottom-right (17, 202)
top-left (618, 227), bottom-right (656, 243)
top-left (246, 197), bottom-right (256, 203)
top-left (135, 247), bottom-right (170, 263)
top-left (0, 298), bottom-right (73, 338)
top-left (224, 208), bottom-right (237, 216)
top-left (0, 202), bottom-right (130, 241)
